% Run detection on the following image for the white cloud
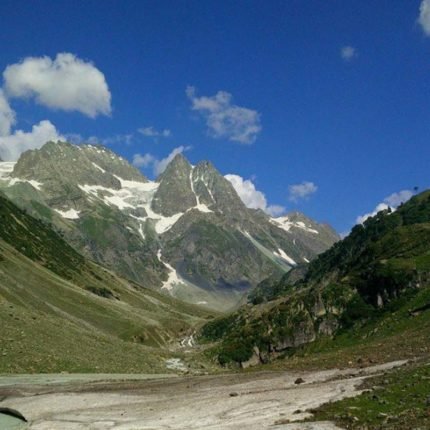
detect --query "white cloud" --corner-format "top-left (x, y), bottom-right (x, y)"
top-left (0, 89), bottom-right (15, 136)
top-left (154, 146), bottom-right (191, 176)
top-left (356, 189), bottom-right (414, 224)
top-left (225, 174), bottom-right (267, 209)
top-left (138, 126), bottom-right (171, 138)
top-left (0, 120), bottom-right (63, 161)
top-left (132, 153), bottom-right (155, 168)
top-left (132, 145), bottom-right (191, 177)
top-left (419, 0), bottom-right (430, 35)
top-left (225, 174), bottom-right (286, 216)
top-left (4, 53), bottom-right (111, 118)
top-left (288, 181), bottom-right (318, 202)
top-left (186, 86), bottom-right (261, 144)
top-left (266, 205), bottom-right (286, 217)
top-left (341, 46), bottom-right (357, 61)
top-left (384, 190), bottom-right (414, 207)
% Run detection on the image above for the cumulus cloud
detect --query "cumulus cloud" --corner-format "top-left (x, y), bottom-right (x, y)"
top-left (225, 174), bottom-right (286, 216)
top-left (138, 126), bottom-right (171, 138)
top-left (288, 181), bottom-right (318, 202)
top-left (341, 46), bottom-right (357, 61)
top-left (0, 89), bottom-right (15, 136)
top-left (384, 190), bottom-right (415, 207)
top-left (419, 0), bottom-right (430, 35)
top-left (186, 86), bottom-right (261, 144)
top-left (3, 53), bottom-right (111, 118)
top-left (356, 189), bottom-right (414, 224)
top-left (0, 120), bottom-right (63, 161)
top-left (132, 145), bottom-right (191, 177)
top-left (132, 153), bottom-right (156, 168)
top-left (266, 204), bottom-right (287, 217)
top-left (154, 146), bottom-right (191, 176)
top-left (225, 174), bottom-right (267, 209)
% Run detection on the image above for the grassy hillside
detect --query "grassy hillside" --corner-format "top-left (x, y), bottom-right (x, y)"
top-left (311, 359), bottom-right (430, 429)
top-left (0, 193), bottom-right (214, 373)
top-left (200, 190), bottom-right (430, 368)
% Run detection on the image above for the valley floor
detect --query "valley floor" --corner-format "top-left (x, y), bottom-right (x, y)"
top-left (0, 360), bottom-right (406, 430)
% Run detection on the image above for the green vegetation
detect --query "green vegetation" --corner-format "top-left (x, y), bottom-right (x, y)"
top-left (0, 192), bottom-right (85, 280)
top-left (200, 190), bottom-right (430, 369)
top-left (85, 285), bottom-right (116, 299)
top-left (0, 193), bottom-right (214, 373)
top-left (312, 360), bottom-right (430, 429)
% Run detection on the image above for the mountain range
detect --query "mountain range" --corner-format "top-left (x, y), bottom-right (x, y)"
top-left (0, 140), bottom-right (429, 429)
top-left (0, 141), bottom-right (338, 310)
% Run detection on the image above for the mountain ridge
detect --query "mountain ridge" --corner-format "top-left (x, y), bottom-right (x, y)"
top-left (200, 190), bottom-right (430, 366)
top-left (0, 191), bottom-right (214, 373)
top-left (0, 141), bottom-right (339, 310)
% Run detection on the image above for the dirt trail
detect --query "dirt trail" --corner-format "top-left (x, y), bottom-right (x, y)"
top-left (0, 361), bottom-right (406, 430)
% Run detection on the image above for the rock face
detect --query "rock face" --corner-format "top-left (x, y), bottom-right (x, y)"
top-left (0, 141), bottom-right (339, 310)
top-left (152, 154), bottom-right (196, 216)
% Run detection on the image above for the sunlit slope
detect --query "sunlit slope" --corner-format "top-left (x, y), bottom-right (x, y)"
top-left (200, 190), bottom-right (430, 367)
top-left (0, 194), bottom-right (213, 372)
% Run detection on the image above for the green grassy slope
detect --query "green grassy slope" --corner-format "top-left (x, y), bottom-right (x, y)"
top-left (0, 194), bottom-right (213, 373)
top-left (312, 359), bottom-right (430, 429)
top-left (200, 190), bottom-right (430, 368)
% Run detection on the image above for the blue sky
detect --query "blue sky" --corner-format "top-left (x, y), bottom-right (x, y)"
top-left (0, 0), bottom-right (429, 233)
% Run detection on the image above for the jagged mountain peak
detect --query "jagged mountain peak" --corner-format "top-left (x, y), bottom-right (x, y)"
top-left (0, 141), bottom-right (340, 310)
top-left (152, 153), bottom-right (195, 216)
top-left (195, 159), bottom-right (215, 171)
top-left (152, 153), bottom-right (247, 217)
top-left (156, 152), bottom-right (192, 183)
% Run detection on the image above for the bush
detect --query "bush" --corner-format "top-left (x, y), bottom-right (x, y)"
top-left (200, 314), bottom-right (237, 341)
top-left (218, 339), bottom-right (254, 365)
top-left (85, 286), bottom-right (115, 299)
top-left (340, 295), bottom-right (375, 328)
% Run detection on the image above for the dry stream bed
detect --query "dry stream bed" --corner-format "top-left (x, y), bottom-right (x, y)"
top-left (0, 360), bottom-right (407, 429)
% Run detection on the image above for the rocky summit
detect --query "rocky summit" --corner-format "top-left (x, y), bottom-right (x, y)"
top-left (0, 141), bottom-right (339, 310)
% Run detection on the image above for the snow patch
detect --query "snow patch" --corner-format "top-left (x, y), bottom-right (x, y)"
top-left (91, 162), bottom-right (106, 173)
top-left (193, 203), bottom-right (213, 213)
top-left (79, 172), bottom-right (214, 237)
top-left (270, 216), bottom-right (319, 234)
top-left (155, 212), bottom-right (184, 234)
top-left (27, 180), bottom-right (43, 191)
top-left (189, 167), bottom-right (199, 205)
top-left (157, 250), bottom-right (183, 291)
top-left (104, 193), bottom-right (135, 210)
top-left (54, 208), bottom-right (80, 219)
top-left (138, 223), bottom-right (145, 240)
top-left (274, 248), bottom-right (297, 266)
top-left (0, 163), bottom-right (44, 190)
top-left (189, 167), bottom-right (213, 214)
top-left (8, 177), bottom-right (43, 190)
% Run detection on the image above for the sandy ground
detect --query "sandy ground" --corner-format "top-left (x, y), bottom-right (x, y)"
top-left (0, 360), bottom-right (407, 430)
